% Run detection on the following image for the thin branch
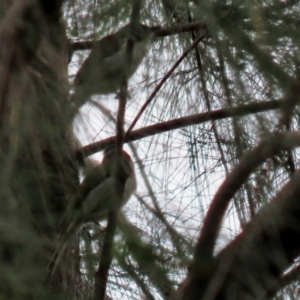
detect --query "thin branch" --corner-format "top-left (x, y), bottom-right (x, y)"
top-left (70, 22), bottom-right (206, 53)
top-left (125, 30), bottom-right (207, 136)
top-left (94, 2), bottom-right (142, 298)
top-left (194, 132), bottom-right (300, 263)
top-left (76, 99), bottom-right (283, 160)
top-left (213, 169), bottom-right (300, 300)
top-left (181, 164), bottom-right (300, 300)
top-left (94, 210), bottom-right (117, 300)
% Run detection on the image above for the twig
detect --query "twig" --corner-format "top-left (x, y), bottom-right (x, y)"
top-left (93, 2), bottom-right (142, 299)
top-left (125, 30), bottom-right (208, 137)
top-left (94, 211), bottom-right (118, 300)
top-left (76, 99), bottom-right (283, 160)
top-left (70, 21), bottom-right (206, 52)
top-left (194, 132), bottom-right (300, 262)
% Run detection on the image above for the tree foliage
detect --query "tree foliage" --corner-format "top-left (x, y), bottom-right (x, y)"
top-left (1, 0), bottom-right (300, 300)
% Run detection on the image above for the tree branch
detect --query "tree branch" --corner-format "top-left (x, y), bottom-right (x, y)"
top-left (126, 30), bottom-right (207, 136)
top-left (181, 132), bottom-right (300, 300)
top-left (70, 22), bottom-right (206, 53)
top-left (75, 99), bottom-right (283, 160)
top-left (195, 132), bottom-right (300, 261)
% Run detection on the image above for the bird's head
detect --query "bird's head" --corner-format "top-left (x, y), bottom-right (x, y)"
top-left (103, 146), bottom-right (135, 181)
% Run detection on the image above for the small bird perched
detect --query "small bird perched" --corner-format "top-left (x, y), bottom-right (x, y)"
top-left (71, 23), bottom-right (158, 111)
top-left (64, 147), bottom-right (136, 233)
top-left (48, 147), bottom-right (136, 276)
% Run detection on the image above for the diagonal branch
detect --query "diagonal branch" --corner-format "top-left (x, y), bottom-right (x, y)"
top-left (178, 145), bottom-right (300, 299)
top-left (70, 22), bottom-right (206, 53)
top-left (126, 30), bottom-right (207, 136)
top-left (76, 99), bottom-right (284, 160)
top-left (194, 131), bottom-right (300, 265)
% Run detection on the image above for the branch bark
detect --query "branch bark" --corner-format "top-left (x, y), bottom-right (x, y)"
top-left (175, 132), bottom-right (300, 300)
top-left (76, 99), bottom-right (283, 160)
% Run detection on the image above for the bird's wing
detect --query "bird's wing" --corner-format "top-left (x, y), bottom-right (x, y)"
top-left (73, 165), bottom-right (109, 209)
top-left (59, 164), bottom-right (109, 233)
top-left (81, 176), bottom-right (117, 222)
top-left (82, 170), bottom-right (136, 223)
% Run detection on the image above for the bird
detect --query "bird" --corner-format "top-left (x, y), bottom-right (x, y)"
top-left (65, 147), bottom-right (136, 231)
top-left (71, 23), bottom-right (158, 111)
top-left (47, 147), bottom-right (137, 277)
